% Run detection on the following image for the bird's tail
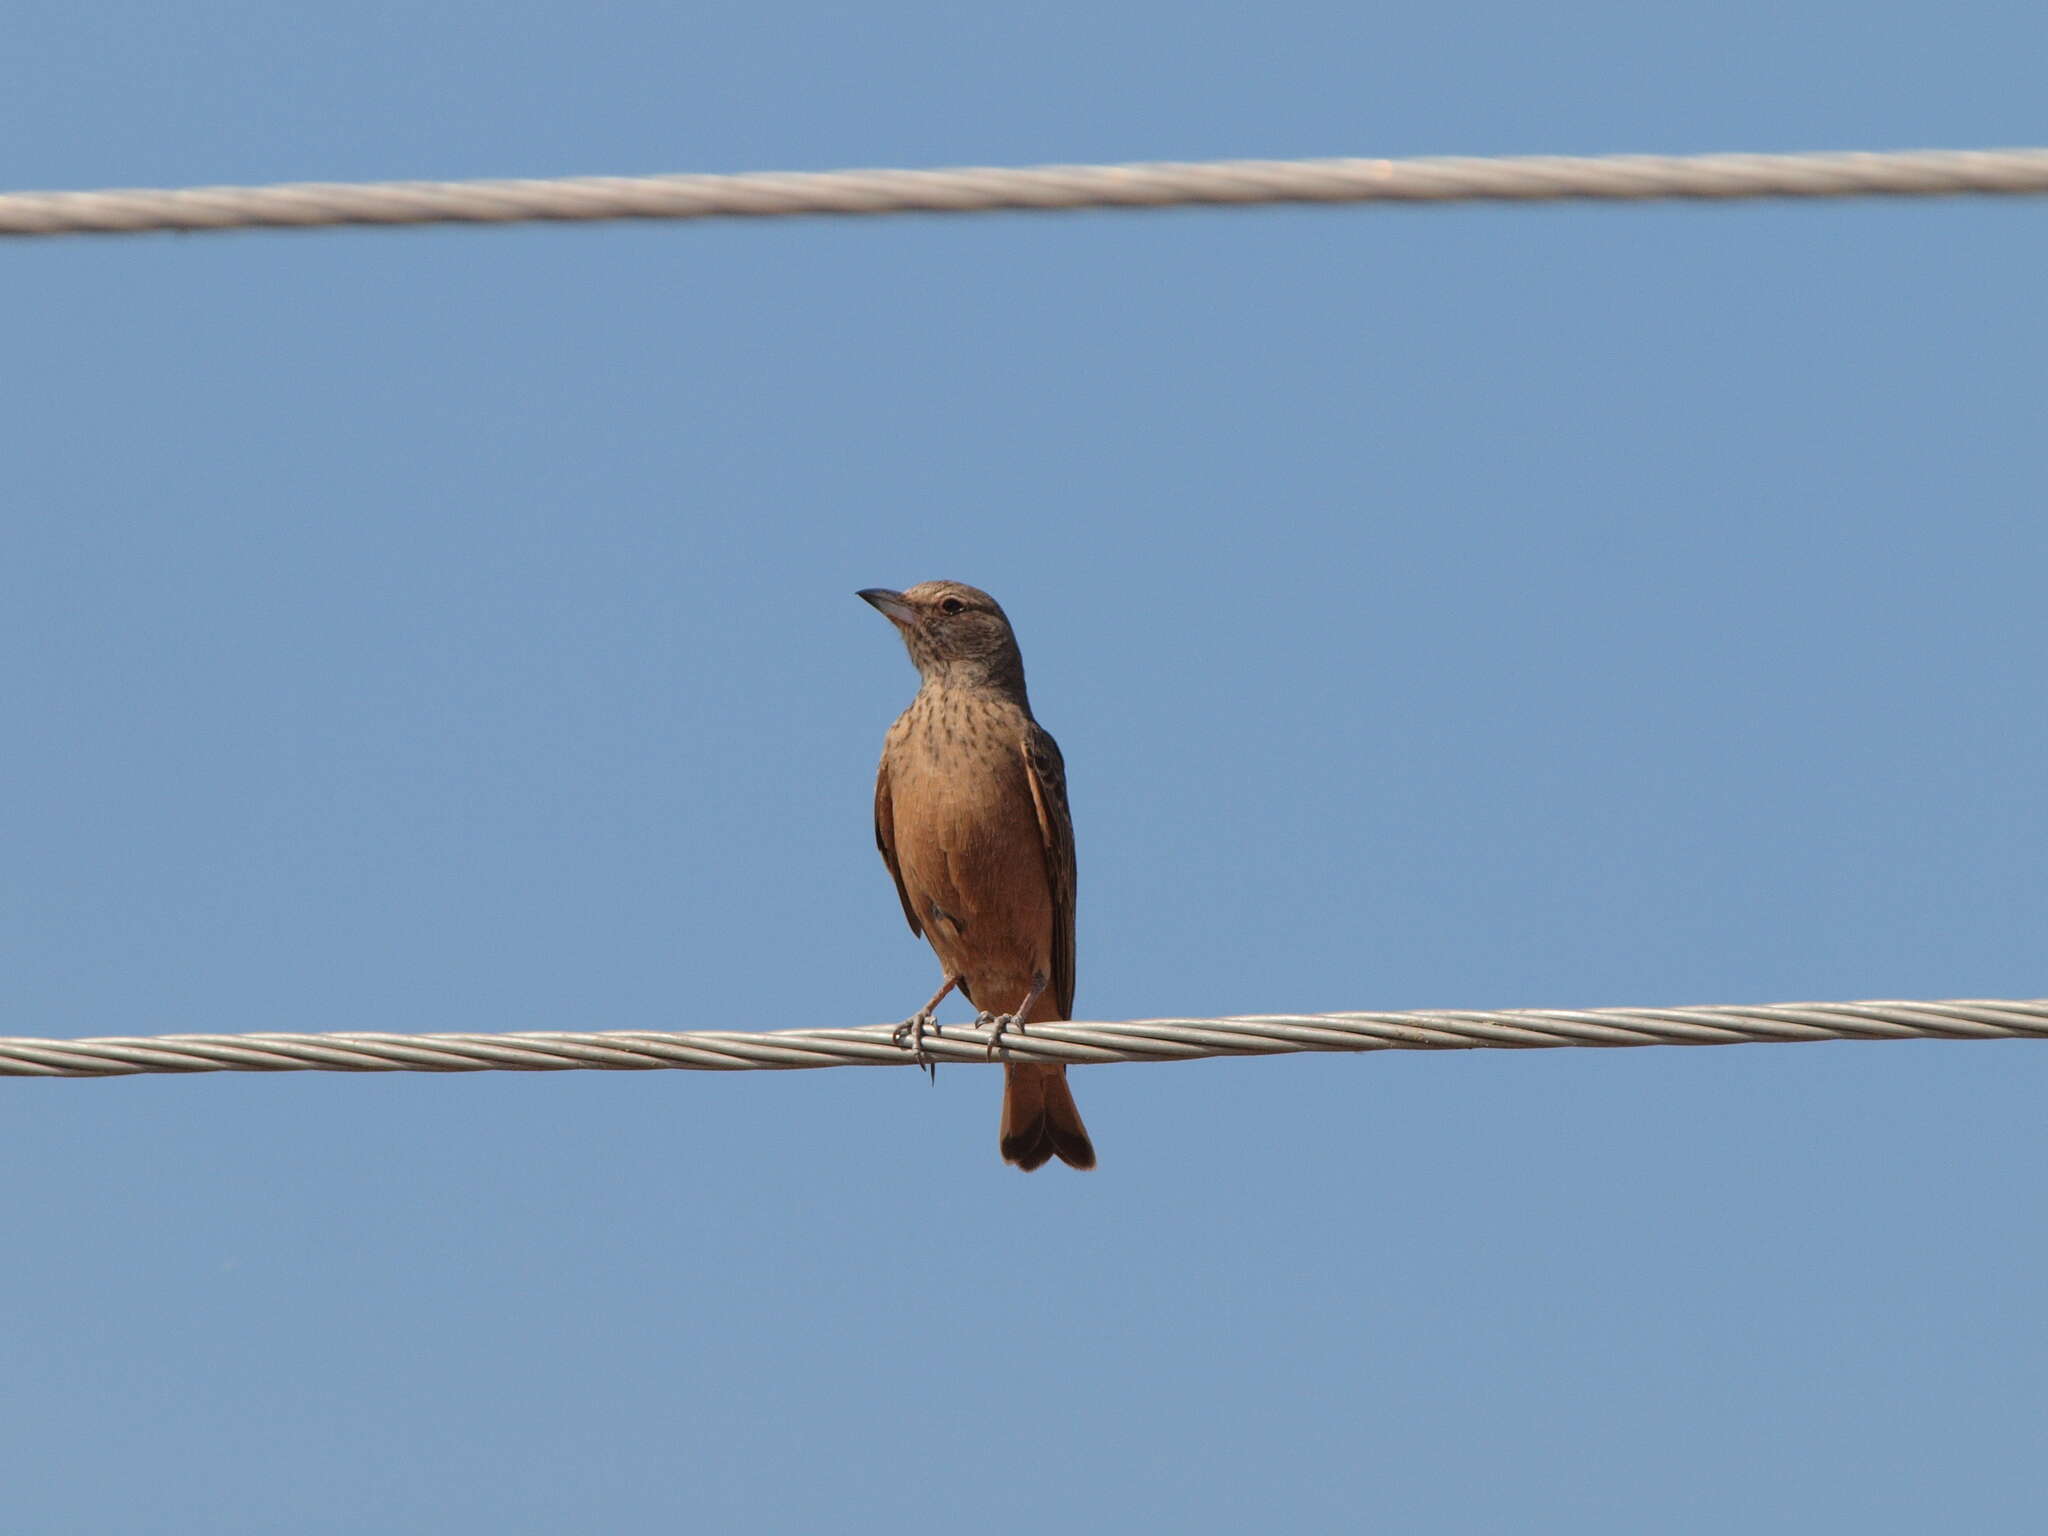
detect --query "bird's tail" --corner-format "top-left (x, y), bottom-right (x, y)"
top-left (1000, 1062), bottom-right (1096, 1172)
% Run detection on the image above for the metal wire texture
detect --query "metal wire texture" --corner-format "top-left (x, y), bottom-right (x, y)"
top-left (5, 148), bottom-right (2048, 238)
top-left (2, 998), bottom-right (2042, 1079)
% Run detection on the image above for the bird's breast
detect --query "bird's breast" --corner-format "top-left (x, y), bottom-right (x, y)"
top-left (884, 696), bottom-right (1049, 928)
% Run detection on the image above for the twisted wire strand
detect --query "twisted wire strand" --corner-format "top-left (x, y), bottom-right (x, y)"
top-left (5, 148), bottom-right (2048, 238)
top-left (2, 998), bottom-right (2042, 1079)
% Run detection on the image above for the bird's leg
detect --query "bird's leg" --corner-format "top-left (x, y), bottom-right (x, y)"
top-left (979, 970), bottom-right (1048, 1060)
top-left (892, 974), bottom-right (963, 1080)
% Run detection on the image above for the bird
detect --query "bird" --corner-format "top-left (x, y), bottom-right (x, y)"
top-left (859, 581), bottom-right (1095, 1172)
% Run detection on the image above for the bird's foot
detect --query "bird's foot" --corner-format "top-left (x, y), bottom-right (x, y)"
top-left (891, 1012), bottom-right (941, 1081)
top-left (975, 1010), bottom-right (1025, 1060)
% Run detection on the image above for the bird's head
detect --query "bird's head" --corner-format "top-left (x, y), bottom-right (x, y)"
top-left (859, 581), bottom-right (1027, 693)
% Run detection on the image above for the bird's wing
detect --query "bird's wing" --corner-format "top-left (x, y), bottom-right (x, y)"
top-left (873, 755), bottom-right (923, 938)
top-left (1022, 724), bottom-right (1077, 1019)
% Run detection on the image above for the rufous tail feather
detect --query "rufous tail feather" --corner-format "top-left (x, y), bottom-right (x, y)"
top-left (1000, 1062), bottom-right (1095, 1171)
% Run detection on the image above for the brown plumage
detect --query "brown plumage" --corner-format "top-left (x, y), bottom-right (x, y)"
top-left (861, 581), bottom-right (1094, 1172)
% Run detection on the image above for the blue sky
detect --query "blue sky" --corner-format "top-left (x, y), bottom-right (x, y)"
top-left (6, 4), bottom-right (2047, 1532)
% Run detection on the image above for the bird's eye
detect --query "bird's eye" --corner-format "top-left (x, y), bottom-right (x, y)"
top-left (939, 597), bottom-right (965, 615)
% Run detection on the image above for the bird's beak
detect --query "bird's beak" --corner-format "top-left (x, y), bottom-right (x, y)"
top-left (858, 588), bottom-right (917, 629)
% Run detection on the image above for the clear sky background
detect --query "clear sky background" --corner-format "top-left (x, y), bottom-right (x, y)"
top-left (6, 4), bottom-right (2046, 1532)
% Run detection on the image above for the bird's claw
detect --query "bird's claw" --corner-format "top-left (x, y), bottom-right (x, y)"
top-left (891, 1011), bottom-right (941, 1081)
top-left (976, 1010), bottom-right (1024, 1060)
